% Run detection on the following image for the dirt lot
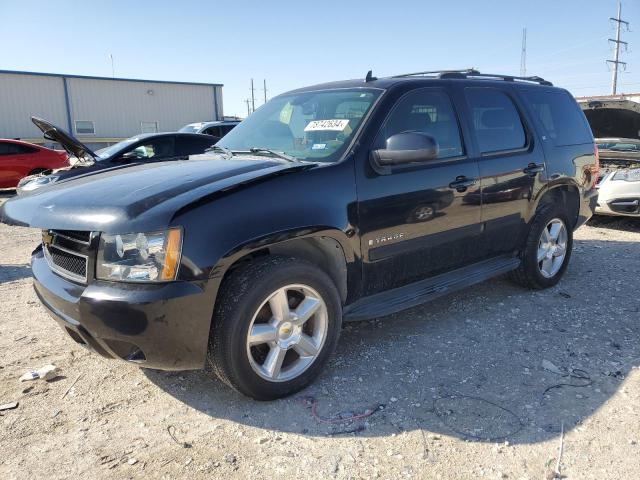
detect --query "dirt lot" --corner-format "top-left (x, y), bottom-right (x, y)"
top-left (1, 195), bottom-right (639, 479)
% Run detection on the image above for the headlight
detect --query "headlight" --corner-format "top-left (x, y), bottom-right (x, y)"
top-left (17, 175), bottom-right (59, 192)
top-left (613, 168), bottom-right (640, 182)
top-left (96, 228), bottom-right (182, 282)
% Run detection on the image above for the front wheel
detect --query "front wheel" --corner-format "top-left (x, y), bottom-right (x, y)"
top-left (509, 203), bottom-right (573, 289)
top-left (207, 256), bottom-right (342, 400)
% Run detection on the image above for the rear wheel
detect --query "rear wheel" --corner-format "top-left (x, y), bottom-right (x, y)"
top-left (207, 256), bottom-right (342, 400)
top-left (509, 203), bottom-right (573, 289)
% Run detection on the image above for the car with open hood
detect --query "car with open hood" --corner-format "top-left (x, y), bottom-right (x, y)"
top-left (17, 117), bottom-right (218, 194)
top-left (579, 98), bottom-right (640, 216)
top-left (1, 70), bottom-right (598, 400)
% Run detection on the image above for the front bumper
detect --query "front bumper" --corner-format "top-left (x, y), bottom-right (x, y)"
top-left (32, 247), bottom-right (213, 370)
top-left (595, 179), bottom-right (640, 217)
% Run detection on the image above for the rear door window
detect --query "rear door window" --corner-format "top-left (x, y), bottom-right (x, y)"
top-left (130, 138), bottom-right (175, 159)
top-left (522, 90), bottom-right (593, 146)
top-left (0, 143), bottom-right (36, 155)
top-left (220, 125), bottom-right (236, 136)
top-left (466, 88), bottom-right (527, 154)
top-left (176, 137), bottom-right (216, 156)
top-left (203, 126), bottom-right (222, 137)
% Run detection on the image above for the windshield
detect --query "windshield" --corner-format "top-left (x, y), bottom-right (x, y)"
top-left (597, 141), bottom-right (640, 152)
top-left (218, 88), bottom-right (382, 162)
top-left (178, 124), bottom-right (202, 133)
top-left (95, 138), bottom-right (140, 160)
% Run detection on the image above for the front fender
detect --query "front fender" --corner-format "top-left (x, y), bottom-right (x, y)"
top-left (170, 159), bottom-right (359, 338)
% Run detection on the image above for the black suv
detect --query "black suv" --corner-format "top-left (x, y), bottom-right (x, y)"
top-left (1, 70), bottom-right (598, 400)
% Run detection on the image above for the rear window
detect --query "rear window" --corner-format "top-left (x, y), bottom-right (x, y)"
top-left (522, 90), bottom-right (592, 146)
top-left (0, 143), bottom-right (37, 155)
top-left (466, 88), bottom-right (527, 154)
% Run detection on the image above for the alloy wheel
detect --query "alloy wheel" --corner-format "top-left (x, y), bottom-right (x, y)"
top-left (246, 284), bottom-right (328, 382)
top-left (537, 218), bottom-right (568, 278)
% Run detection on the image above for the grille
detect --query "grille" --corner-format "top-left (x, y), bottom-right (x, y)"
top-left (43, 230), bottom-right (91, 282)
top-left (54, 229), bottom-right (91, 243)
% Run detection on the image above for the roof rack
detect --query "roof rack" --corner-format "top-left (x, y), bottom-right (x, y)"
top-left (390, 68), bottom-right (480, 78)
top-left (391, 69), bottom-right (553, 86)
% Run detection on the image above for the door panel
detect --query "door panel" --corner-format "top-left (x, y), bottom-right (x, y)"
top-left (462, 87), bottom-right (546, 257)
top-left (0, 143), bottom-right (35, 187)
top-left (356, 87), bottom-right (482, 296)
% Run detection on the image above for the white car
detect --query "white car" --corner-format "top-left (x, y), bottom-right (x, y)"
top-left (179, 120), bottom-right (240, 138)
top-left (595, 138), bottom-right (640, 216)
top-left (579, 98), bottom-right (640, 217)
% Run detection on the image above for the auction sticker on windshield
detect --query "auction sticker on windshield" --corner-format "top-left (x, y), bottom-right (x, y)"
top-left (304, 119), bottom-right (350, 131)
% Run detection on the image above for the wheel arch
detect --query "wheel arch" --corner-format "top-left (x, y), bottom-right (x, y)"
top-left (210, 227), bottom-right (356, 307)
top-left (533, 181), bottom-right (581, 228)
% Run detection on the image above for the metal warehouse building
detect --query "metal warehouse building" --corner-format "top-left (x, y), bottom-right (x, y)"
top-left (0, 70), bottom-right (224, 149)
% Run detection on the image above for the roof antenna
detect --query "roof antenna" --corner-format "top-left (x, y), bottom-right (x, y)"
top-left (365, 70), bottom-right (377, 82)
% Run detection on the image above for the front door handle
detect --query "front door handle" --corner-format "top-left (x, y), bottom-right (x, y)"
top-left (448, 175), bottom-right (476, 192)
top-left (523, 162), bottom-right (545, 176)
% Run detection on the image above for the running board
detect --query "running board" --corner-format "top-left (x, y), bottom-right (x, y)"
top-left (343, 256), bottom-right (521, 321)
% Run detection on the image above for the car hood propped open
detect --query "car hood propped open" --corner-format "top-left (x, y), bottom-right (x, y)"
top-left (0, 157), bottom-right (305, 233)
top-left (31, 116), bottom-right (96, 164)
top-left (578, 99), bottom-right (640, 140)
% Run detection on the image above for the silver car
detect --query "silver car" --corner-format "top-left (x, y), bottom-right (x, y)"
top-left (179, 120), bottom-right (240, 138)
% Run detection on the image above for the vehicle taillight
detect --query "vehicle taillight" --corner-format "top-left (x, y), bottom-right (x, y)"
top-left (590, 143), bottom-right (600, 188)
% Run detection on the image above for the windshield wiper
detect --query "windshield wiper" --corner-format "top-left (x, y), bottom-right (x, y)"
top-left (248, 147), bottom-right (298, 162)
top-left (205, 145), bottom-right (234, 158)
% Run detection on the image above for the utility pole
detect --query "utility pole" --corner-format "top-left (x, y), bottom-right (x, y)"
top-left (250, 79), bottom-right (256, 113)
top-left (109, 54), bottom-right (115, 78)
top-left (520, 28), bottom-right (527, 77)
top-left (262, 79), bottom-right (268, 104)
top-left (607, 1), bottom-right (629, 95)
top-left (244, 98), bottom-right (252, 117)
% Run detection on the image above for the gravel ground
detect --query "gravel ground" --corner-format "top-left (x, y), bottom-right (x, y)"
top-left (1, 193), bottom-right (639, 479)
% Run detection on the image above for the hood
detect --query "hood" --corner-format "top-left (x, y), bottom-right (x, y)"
top-left (31, 116), bottom-right (96, 164)
top-left (578, 99), bottom-right (640, 140)
top-left (1, 156), bottom-right (306, 233)
top-left (16, 161), bottom-right (144, 196)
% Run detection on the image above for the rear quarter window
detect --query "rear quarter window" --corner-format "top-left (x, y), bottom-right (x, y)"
top-left (522, 90), bottom-right (593, 146)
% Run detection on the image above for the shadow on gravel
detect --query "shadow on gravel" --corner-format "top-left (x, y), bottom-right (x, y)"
top-left (0, 264), bottom-right (32, 283)
top-left (145, 237), bottom-right (640, 445)
top-left (588, 215), bottom-right (640, 232)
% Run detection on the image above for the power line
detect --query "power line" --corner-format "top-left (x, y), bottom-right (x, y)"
top-left (607, 1), bottom-right (629, 95)
top-left (520, 28), bottom-right (527, 77)
top-left (250, 78), bottom-right (256, 113)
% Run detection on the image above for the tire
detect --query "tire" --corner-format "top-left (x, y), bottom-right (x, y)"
top-left (508, 202), bottom-right (573, 289)
top-left (206, 255), bottom-right (342, 400)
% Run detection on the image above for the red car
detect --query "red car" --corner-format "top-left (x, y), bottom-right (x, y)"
top-left (0, 139), bottom-right (68, 189)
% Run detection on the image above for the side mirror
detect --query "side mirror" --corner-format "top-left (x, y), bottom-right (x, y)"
top-left (372, 132), bottom-right (439, 167)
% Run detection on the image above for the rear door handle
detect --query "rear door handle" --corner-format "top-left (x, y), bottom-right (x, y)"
top-left (448, 175), bottom-right (476, 192)
top-left (523, 162), bottom-right (545, 176)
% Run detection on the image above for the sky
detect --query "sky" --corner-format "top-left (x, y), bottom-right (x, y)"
top-left (1, 0), bottom-right (639, 119)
